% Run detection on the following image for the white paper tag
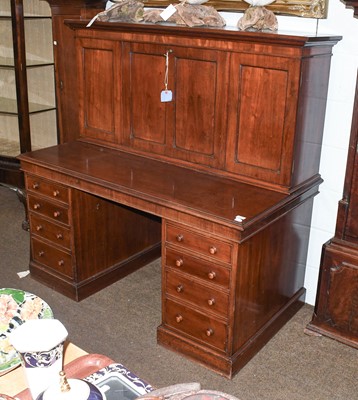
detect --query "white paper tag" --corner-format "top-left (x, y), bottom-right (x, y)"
top-left (161, 90), bottom-right (173, 102)
top-left (160, 4), bottom-right (177, 21)
top-left (234, 215), bottom-right (246, 222)
top-left (17, 270), bottom-right (30, 278)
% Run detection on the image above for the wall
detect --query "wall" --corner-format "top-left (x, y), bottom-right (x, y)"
top-left (108, 0), bottom-right (358, 305)
top-left (221, 0), bottom-right (358, 305)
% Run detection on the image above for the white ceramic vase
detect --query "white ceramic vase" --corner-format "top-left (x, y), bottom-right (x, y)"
top-left (9, 319), bottom-right (68, 400)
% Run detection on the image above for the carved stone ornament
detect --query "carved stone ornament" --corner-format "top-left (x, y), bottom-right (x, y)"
top-left (96, 0), bottom-right (145, 22)
top-left (237, 5), bottom-right (278, 31)
top-left (143, 3), bottom-right (226, 27)
top-left (94, 0), bottom-right (226, 27)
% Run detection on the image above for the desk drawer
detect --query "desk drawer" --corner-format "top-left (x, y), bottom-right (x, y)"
top-left (26, 175), bottom-right (69, 204)
top-left (29, 214), bottom-right (71, 250)
top-left (166, 223), bottom-right (232, 264)
top-left (28, 194), bottom-right (69, 225)
top-left (165, 248), bottom-right (230, 288)
top-left (165, 270), bottom-right (229, 317)
top-left (164, 299), bottom-right (227, 352)
top-left (32, 238), bottom-right (73, 278)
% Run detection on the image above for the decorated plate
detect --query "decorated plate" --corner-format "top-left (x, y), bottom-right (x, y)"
top-left (0, 288), bottom-right (53, 376)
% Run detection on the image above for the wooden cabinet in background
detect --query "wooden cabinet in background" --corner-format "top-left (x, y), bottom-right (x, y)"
top-left (306, 71), bottom-right (358, 348)
top-left (0, 0), bottom-right (57, 187)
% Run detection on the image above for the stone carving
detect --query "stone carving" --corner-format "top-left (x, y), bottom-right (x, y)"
top-left (95, 0), bottom-right (145, 22)
top-left (237, 5), bottom-right (278, 31)
top-left (143, 3), bottom-right (226, 27)
top-left (92, 0), bottom-right (225, 27)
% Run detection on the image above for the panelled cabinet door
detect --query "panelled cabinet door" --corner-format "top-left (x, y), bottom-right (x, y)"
top-left (225, 53), bottom-right (300, 187)
top-left (120, 42), bottom-right (229, 169)
top-left (77, 38), bottom-right (122, 144)
top-left (315, 247), bottom-right (358, 337)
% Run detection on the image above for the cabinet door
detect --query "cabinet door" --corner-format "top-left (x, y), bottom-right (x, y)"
top-left (77, 38), bottom-right (122, 144)
top-left (314, 245), bottom-right (358, 338)
top-left (120, 42), bottom-right (229, 169)
top-left (226, 53), bottom-right (300, 187)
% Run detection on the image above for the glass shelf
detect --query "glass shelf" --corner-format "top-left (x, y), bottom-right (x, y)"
top-left (0, 14), bottom-right (51, 19)
top-left (0, 97), bottom-right (56, 115)
top-left (0, 57), bottom-right (54, 67)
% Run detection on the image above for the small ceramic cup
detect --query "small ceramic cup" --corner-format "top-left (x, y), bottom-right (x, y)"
top-left (9, 319), bottom-right (68, 400)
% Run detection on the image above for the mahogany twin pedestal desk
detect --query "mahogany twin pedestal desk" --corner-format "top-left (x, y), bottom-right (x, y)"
top-left (18, 21), bottom-right (341, 378)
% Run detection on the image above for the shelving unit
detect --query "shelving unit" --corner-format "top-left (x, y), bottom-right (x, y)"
top-left (0, 0), bottom-right (57, 187)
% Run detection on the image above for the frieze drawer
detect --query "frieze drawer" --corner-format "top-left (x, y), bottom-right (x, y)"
top-left (164, 299), bottom-right (228, 352)
top-left (32, 237), bottom-right (73, 278)
top-left (165, 248), bottom-right (231, 289)
top-left (28, 194), bottom-right (69, 225)
top-left (26, 175), bottom-right (69, 204)
top-left (165, 270), bottom-right (229, 317)
top-left (166, 223), bottom-right (232, 264)
top-left (29, 214), bottom-right (71, 250)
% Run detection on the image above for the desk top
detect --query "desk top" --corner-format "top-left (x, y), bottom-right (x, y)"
top-left (18, 141), bottom-right (320, 238)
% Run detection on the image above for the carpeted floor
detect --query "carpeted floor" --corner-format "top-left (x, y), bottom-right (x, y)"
top-left (0, 185), bottom-right (357, 400)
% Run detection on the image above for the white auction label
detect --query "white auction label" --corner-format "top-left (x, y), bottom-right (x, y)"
top-left (160, 4), bottom-right (177, 21)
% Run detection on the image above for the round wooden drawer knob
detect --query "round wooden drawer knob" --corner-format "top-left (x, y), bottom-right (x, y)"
top-left (176, 234), bottom-right (184, 242)
top-left (208, 298), bottom-right (215, 306)
top-left (208, 271), bottom-right (216, 280)
top-left (56, 233), bottom-right (63, 240)
top-left (209, 246), bottom-right (217, 255)
top-left (175, 314), bottom-right (183, 323)
top-left (53, 190), bottom-right (60, 197)
top-left (53, 211), bottom-right (61, 218)
top-left (32, 183), bottom-right (39, 190)
top-left (176, 285), bottom-right (184, 293)
top-left (58, 260), bottom-right (64, 266)
top-left (38, 251), bottom-right (44, 257)
top-left (33, 203), bottom-right (41, 210)
top-left (175, 258), bottom-right (184, 267)
top-left (206, 328), bottom-right (214, 337)
top-left (36, 225), bottom-right (43, 231)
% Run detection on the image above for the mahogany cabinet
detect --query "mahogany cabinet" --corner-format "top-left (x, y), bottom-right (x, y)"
top-left (73, 22), bottom-right (338, 194)
top-left (306, 71), bottom-right (358, 348)
top-left (18, 19), bottom-right (341, 377)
